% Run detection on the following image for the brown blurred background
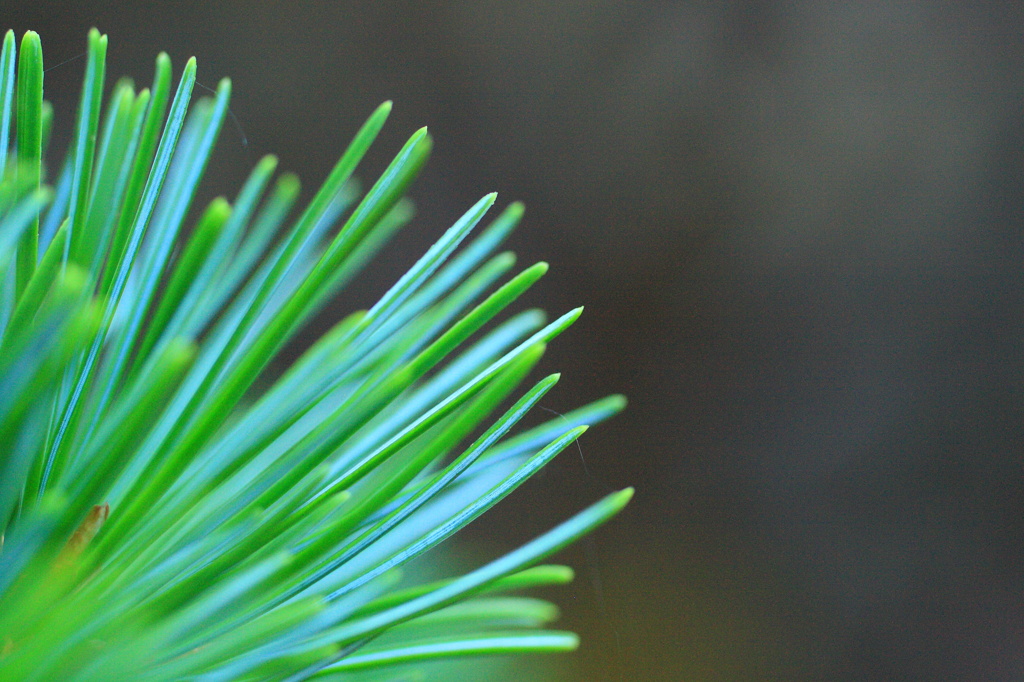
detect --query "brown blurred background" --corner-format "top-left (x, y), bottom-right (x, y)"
top-left (7, 1), bottom-right (1024, 679)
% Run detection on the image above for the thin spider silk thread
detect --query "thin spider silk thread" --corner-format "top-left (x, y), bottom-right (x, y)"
top-left (539, 405), bottom-right (623, 681)
top-left (43, 50), bottom-right (86, 73)
top-left (193, 77), bottom-right (261, 186)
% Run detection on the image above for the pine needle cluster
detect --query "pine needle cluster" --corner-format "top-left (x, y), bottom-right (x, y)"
top-left (0, 28), bottom-right (631, 680)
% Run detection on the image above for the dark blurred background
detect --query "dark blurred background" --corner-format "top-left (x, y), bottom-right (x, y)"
top-left (7, 1), bottom-right (1024, 679)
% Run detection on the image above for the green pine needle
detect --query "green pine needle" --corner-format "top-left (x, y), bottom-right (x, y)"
top-left (0, 29), bottom-right (631, 680)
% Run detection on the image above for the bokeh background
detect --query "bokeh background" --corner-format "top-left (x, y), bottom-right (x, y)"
top-left (7, 1), bottom-right (1024, 679)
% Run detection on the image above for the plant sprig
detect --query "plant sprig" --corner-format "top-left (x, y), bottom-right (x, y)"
top-left (0, 28), bottom-right (631, 680)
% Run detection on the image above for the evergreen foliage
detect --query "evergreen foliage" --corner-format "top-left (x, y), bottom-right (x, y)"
top-left (0, 29), bottom-right (631, 680)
